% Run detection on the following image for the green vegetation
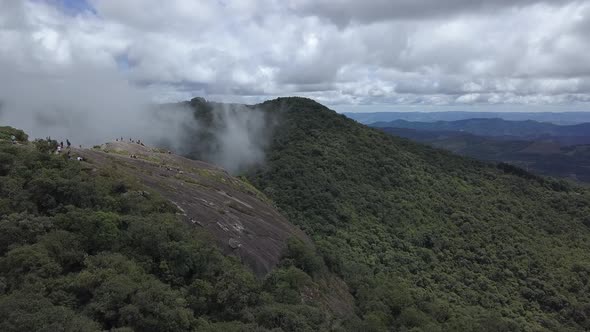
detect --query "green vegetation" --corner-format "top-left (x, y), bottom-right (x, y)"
top-left (0, 126), bottom-right (27, 142)
top-left (0, 127), bottom-right (336, 331)
top-left (5, 96), bottom-right (590, 331)
top-left (247, 97), bottom-right (590, 331)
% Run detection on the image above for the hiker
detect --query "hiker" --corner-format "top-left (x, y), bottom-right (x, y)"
top-left (116, 138), bottom-right (119, 142)
top-left (66, 139), bottom-right (71, 148)
top-left (57, 146), bottom-right (62, 153)
top-left (10, 135), bottom-right (16, 144)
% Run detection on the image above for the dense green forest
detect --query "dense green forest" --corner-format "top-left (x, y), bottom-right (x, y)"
top-left (245, 97), bottom-right (590, 331)
top-left (0, 127), bottom-right (340, 331)
top-left (5, 97), bottom-right (590, 331)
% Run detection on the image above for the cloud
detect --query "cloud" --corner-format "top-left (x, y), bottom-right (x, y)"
top-left (172, 101), bottom-right (277, 173)
top-left (289, 0), bottom-right (578, 25)
top-left (0, 0), bottom-right (589, 110)
top-left (0, 56), bottom-right (186, 146)
top-left (0, 48), bottom-right (274, 174)
top-left (0, 1), bottom-right (278, 173)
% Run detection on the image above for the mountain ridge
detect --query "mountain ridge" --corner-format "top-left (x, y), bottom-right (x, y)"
top-left (239, 97), bottom-right (590, 331)
top-left (345, 111), bottom-right (590, 125)
top-left (371, 118), bottom-right (590, 139)
top-left (3, 97), bottom-right (590, 331)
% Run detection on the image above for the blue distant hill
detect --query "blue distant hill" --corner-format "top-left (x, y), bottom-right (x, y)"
top-left (345, 111), bottom-right (590, 125)
top-left (370, 118), bottom-right (590, 183)
top-left (370, 118), bottom-right (590, 140)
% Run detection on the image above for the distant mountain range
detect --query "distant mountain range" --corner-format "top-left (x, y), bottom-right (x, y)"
top-left (371, 118), bottom-right (590, 144)
top-left (345, 111), bottom-right (590, 125)
top-left (370, 118), bottom-right (590, 182)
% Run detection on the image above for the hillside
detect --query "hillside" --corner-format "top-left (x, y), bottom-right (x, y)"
top-left (376, 127), bottom-right (590, 183)
top-left (0, 129), bottom-right (354, 331)
top-left (5, 98), bottom-right (590, 331)
top-left (76, 141), bottom-right (309, 276)
top-left (236, 97), bottom-right (590, 331)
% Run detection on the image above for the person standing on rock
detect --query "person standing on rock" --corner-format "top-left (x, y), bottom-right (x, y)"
top-left (66, 139), bottom-right (71, 148)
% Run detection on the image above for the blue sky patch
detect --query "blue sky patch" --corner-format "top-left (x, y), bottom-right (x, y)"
top-left (42, 0), bottom-right (97, 16)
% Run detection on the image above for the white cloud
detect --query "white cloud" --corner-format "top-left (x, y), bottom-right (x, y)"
top-left (0, 0), bottom-right (589, 108)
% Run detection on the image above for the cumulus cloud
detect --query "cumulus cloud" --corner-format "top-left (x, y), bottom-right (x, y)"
top-left (0, 0), bottom-right (589, 110)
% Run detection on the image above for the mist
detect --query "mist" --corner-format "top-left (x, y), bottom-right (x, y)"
top-left (170, 100), bottom-right (277, 174)
top-left (0, 60), bottom-right (180, 146)
top-left (0, 61), bottom-right (275, 174)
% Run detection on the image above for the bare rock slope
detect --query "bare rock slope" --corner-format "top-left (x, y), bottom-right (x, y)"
top-left (76, 141), bottom-right (309, 276)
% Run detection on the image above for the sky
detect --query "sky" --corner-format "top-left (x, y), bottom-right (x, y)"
top-left (1, 0), bottom-right (590, 112)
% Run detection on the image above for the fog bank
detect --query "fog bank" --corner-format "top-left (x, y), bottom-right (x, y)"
top-left (0, 61), bottom-right (275, 173)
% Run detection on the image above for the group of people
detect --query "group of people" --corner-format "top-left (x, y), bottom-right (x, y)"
top-left (55, 139), bottom-right (84, 161)
top-left (56, 140), bottom-right (71, 152)
top-left (115, 137), bottom-right (145, 146)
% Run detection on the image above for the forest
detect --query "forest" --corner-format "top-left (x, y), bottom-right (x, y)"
top-left (246, 97), bottom-right (590, 331)
top-left (3, 97), bottom-right (590, 331)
